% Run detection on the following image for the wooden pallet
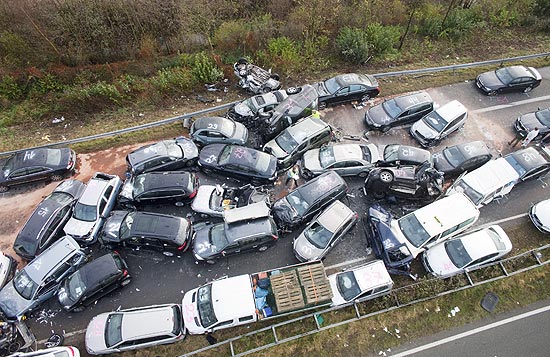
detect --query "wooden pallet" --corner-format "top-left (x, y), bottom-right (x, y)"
top-left (297, 263), bottom-right (333, 305)
top-left (271, 270), bottom-right (305, 312)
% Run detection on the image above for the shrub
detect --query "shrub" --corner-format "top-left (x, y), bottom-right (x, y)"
top-left (365, 23), bottom-right (401, 58)
top-left (150, 67), bottom-right (196, 93)
top-left (336, 27), bottom-right (371, 64)
top-left (0, 76), bottom-right (24, 100)
top-left (190, 52), bottom-right (224, 84)
top-left (258, 37), bottom-right (302, 73)
top-left (32, 73), bottom-right (66, 95)
top-left (86, 81), bottom-right (124, 104)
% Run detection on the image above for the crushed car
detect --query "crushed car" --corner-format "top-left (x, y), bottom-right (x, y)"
top-left (233, 58), bottom-right (281, 94)
top-left (226, 89), bottom-right (290, 127)
top-left (191, 183), bottom-right (270, 218)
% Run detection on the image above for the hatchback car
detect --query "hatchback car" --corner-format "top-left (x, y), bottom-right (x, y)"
top-left (118, 171), bottom-right (198, 208)
top-left (314, 73), bottom-right (380, 109)
top-left (198, 144), bottom-right (278, 184)
top-left (57, 252), bottom-right (130, 312)
top-left (125, 137), bottom-right (199, 176)
top-left (433, 141), bottom-right (493, 178)
top-left (226, 89), bottom-right (288, 126)
top-left (410, 100), bottom-right (468, 147)
top-left (100, 210), bottom-right (193, 253)
top-left (293, 200), bottom-right (357, 262)
top-left (190, 116), bottom-right (248, 146)
top-left (475, 65), bottom-right (542, 95)
top-left (514, 107), bottom-right (550, 140)
top-left (14, 179), bottom-right (86, 260)
top-left (191, 184), bottom-right (270, 218)
top-left (529, 198), bottom-right (550, 233)
top-left (0, 251), bottom-right (16, 289)
top-left (272, 171), bottom-right (348, 230)
top-left (85, 303), bottom-right (185, 355)
top-left (301, 143), bottom-right (380, 179)
top-left (64, 173), bottom-right (122, 244)
top-left (422, 225), bottom-right (512, 278)
top-left (364, 91), bottom-right (434, 132)
top-left (263, 116), bottom-right (332, 169)
top-left (0, 235), bottom-right (87, 320)
top-left (377, 144), bottom-right (432, 167)
top-left (0, 147), bottom-right (77, 193)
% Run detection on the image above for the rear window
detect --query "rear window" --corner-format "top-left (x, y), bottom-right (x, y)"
top-left (172, 305), bottom-right (183, 335)
top-left (105, 313), bottom-right (123, 348)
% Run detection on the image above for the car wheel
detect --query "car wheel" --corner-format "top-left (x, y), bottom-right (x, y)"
top-left (258, 245), bottom-right (269, 252)
top-left (381, 125), bottom-right (391, 133)
top-left (360, 94), bottom-right (371, 102)
top-left (488, 90), bottom-right (497, 96)
top-left (71, 306), bottom-right (85, 313)
top-left (121, 278), bottom-right (131, 287)
top-left (50, 174), bottom-right (63, 181)
top-left (379, 170), bottom-right (394, 183)
top-left (524, 86), bottom-right (533, 93)
top-left (286, 86), bottom-right (301, 95)
top-left (262, 87), bottom-right (272, 93)
top-left (270, 73), bottom-right (280, 81)
top-left (206, 259), bottom-right (216, 265)
top-left (373, 191), bottom-right (386, 199)
top-left (318, 101), bottom-right (327, 110)
top-left (0, 185), bottom-right (8, 193)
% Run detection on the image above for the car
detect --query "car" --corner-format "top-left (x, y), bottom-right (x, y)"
top-left (226, 89), bottom-right (289, 127)
top-left (260, 84), bottom-right (319, 141)
top-left (327, 260), bottom-right (393, 306)
top-left (192, 202), bottom-right (278, 264)
top-left (263, 116), bottom-right (332, 169)
top-left (422, 225), bottom-right (512, 278)
top-left (9, 346), bottom-right (80, 357)
top-left (514, 107), bottom-right (550, 141)
top-left (189, 116), bottom-right (248, 146)
top-left (13, 179), bottom-right (86, 260)
top-left (475, 65), bottom-right (542, 95)
top-left (314, 73), bottom-right (380, 109)
top-left (272, 171), bottom-right (348, 230)
top-left (191, 184), bottom-right (270, 218)
top-left (125, 137), bottom-right (199, 176)
top-left (364, 162), bottom-right (444, 201)
top-left (99, 210), bottom-right (193, 253)
top-left (0, 251), bottom-right (16, 289)
top-left (529, 198), bottom-right (550, 233)
top-left (233, 58), bottom-right (280, 94)
top-left (377, 144), bottom-right (432, 167)
top-left (410, 100), bottom-right (468, 147)
top-left (0, 147), bottom-right (77, 193)
top-left (85, 303), bottom-right (185, 355)
top-left (364, 91), bottom-right (434, 132)
top-left (0, 235), bottom-right (87, 321)
top-left (57, 252), bottom-right (131, 312)
top-left (198, 144), bottom-right (277, 185)
top-left (118, 171), bottom-right (198, 208)
top-left (504, 145), bottom-right (550, 181)
top-left (293, 200), bottom-right (357, 262)
top-left (432, 141), bottom-right (493, 178)
top-left (300, 143), bottom-right (380, 179)
top-left (63, 172), bottom-right (122, 244)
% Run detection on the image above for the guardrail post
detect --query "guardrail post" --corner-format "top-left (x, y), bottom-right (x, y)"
top-left (229, 340), bottom-right (235, 356)
top-left (499, 261), bottom-right (509, 276)
top-left (354, 302), bottom-right (361, 318)
top-left (533, 251), bottom-right (543, 265)
top-left (272, 325), bottom-right (279, 343)
top-left (465, 271), bottom-right (474, 286)
top-left (314, 314), bottom-right (321, 330)
top-left (393, 292), bottom-right (401, 307)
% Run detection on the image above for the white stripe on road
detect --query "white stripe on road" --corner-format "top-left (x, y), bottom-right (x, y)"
top-left (471, 94), bottom-right (550, 114)
top-left (325, 256), bottom-right (369, 271)
top-left (390, 304), bottom-right (550, 357)
top-left (478, 212), bottom-right (528, 229)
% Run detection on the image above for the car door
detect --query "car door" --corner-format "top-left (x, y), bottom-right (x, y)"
top-left (6, 167), bottom-right (31, 185)
top-left (507, 77), bottom-right (529, 92)
top-left (25, 166), bottom-right (51, 182)
top-left (332, 86), bottom-right (350, 105)
top-left (348, 84), bottom-right (366, 102)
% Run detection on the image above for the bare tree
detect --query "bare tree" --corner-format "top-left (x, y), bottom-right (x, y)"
top-left (399, 0), bottom-right (424, 50)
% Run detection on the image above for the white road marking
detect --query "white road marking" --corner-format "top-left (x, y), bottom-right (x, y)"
top-left (325, 256), bottom-right (369, 271)
top-left (390, 304), bottom-right (550, 357)
top-left (471, 95), bottom-right (550, 114)
top-left (477, 213), bottom-right (528, 229)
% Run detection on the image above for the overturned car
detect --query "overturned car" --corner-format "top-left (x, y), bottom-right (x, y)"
top-left (234, 58), bottom-right (281, 94)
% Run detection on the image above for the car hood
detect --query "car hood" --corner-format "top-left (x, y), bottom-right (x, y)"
top-left (423, 243), bottom-right (459, 278)
top-left (293, 233), bottom-right (324, 261)
top-left (64, 218), bottom-right (95, 238)
top-left (198, 144), bottom-right (224, 165)
top-left (233, 102), bottom-right (253, 117)
top-left (182, 288), bottom-right (205, 334)
top-left (272, 198), bottom-right (298, 227)
top-left (192, 225), bottom-right (221, 260)
top-left (411, 120), bottom-right (437, 139)
top-left (477, 71), bottom-right (503, 90)
top-left (302, 150), bottom-right (322, 173)
top-left (367, 104), bottom-right (392, 126)
top-left (533, 199), bottom-right (550, 231)
top-left (518, 112), bottom-right (540, 131)
top-left (191, 185), bottom-right (219, 216)
top-left (85, 313), bottom-right (109, 354)
top-left (263, 140), bottom-right (287, 160)
top-left (0, 282), bottom-right (31, 319)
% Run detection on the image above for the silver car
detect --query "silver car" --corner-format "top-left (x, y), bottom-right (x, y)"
top-left (293, 200), bottom-right (357, 262)
top-left (301, 143), bottom-right (380, 179)
top-left (85, 303), bottom-right (185, 355)
top-left (191, 184), bottom-right (270, 218)
top-left (410, 100), bottom-right (468, 147)
top-left (190, 116), bottom-right (248, 146)
top-left (64, 172), bottom-right (122, 244)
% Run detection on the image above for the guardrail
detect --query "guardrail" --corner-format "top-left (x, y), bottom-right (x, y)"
top-left (1, 52), bottom-right (549, 158)
top-left (180, 243), bottom-right (550, 356)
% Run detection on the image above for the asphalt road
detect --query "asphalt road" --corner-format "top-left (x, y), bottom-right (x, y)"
top-left (10, 66), bottom-right (550, 345)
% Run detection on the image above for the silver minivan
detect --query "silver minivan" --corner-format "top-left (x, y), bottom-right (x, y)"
top-left (410, 100), bottom-right (468, 147)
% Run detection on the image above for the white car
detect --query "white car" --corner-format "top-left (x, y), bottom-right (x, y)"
top-left (64, 172), bottom-right (122, 244)
top-left (0, 250), bottom-right (16, 289)
top-left (328, 260), bottom-right (393, 306)
top-left (191, 184), bottom-right (270, 218)
top-left (422, 225), bottom-right (512, 278)
top-left (529, 198), bottom-right (550, 233)
top-left (9, 346), bottom-right (80, 357)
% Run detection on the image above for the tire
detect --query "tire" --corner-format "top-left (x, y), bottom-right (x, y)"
top-left (318, 101), bottom-right (327, 110)
top-left (270, 73), bottom-right (280, 81)
top-left (379, 170), bottom-right (394, 183)
top-left (0, 185), bottom-right (8, 193)
top-left (286, 86), bottom-right (301, 95)
top-left (360, 94), bottom-right (371, 102)
top-left (524, 86), bottom-right (533, 93)
top-left (50, 174), bottom-right (63, 181)
top-left (258, 245), bottom-right (269, 252)
top-left (121, 278), bottom-right (131, 287)
top-left (71, 306), bottom-right (85, 313)
top-left (237, 58), bottom-right (248, 65)
top-left (381, 125), bottom-right (391, 133)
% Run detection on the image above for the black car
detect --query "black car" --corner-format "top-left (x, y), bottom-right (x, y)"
top-left (13, 179), bottom-right (86, 260)
top-left (99, 210), bottom-right (193, 253)
top-left (0, 148), bottom-right (77, 193)
top-left (364, 91), bottom-right (434, 132)
top-left (198, 144), bottom-right (278, 185)
top-left (272, 171), bottom-right (348, 230)
top-left (514, 107), bottom-right (550, 140)
top-left (57, 252), bottom-right (131, 312)
top-left (433, 141), bottom-right (493, 177)
top-left (363, 163), bottom-right (444, 201)
top-left (125, 137), bottom-right (199, 176)
top-left (504, 145), bottom-right (550, 181)
top-left (475, 65), bottom-right (542, 95)
top-left (118, 171), bottom-right (199, 208)
top-left (314, 73), bottom-right (380, 110)
top-left (377, 144), bottom-right (432, 167)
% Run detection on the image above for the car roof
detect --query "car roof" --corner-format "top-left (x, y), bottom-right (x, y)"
top-left (334, 73), bottom-right (375, 87)
top-left (331, 144), bottom-right (366, 162)
top-left (434, 100), bottom-right (467, 122)
top-left (317, 201), bottom-right (354, 233)
top-left (393, 91), bottom-right (432, 110)
top-left (121, 305), bottom-right (176, 340)
top-left (453, 226), bottom-right (511, 261)
top-left (127, 140), bottom-right (180, 164)
top-left (139, 171), bottom-right (191, 191)
top-left (8, 148), bottom-right (69, 171)
top-left (224, 201), bottom-right (271, 224)
top-left (130, 212), bottom-right (184, 240)
top-left (17, 199), bottom-right (64, 244)
top-left (350, 260), bottom-right (393, 291)
top-left (506, 65), bottom-right (534, 79)
top-left (286, 117), bottom-right (329, 142)
top-left (273, 85), bottom-right (317, 116)
top-left (461, 158), bottom-right (519, 194)
top-left (80, 177), bottom-right (111, 205)
top-left (297, 171), bottom-right (346, 204)
top-left (505, 146), bottom-right (550, 174)
top-left (25, 236), bottom-right (80, 282)
top-left (212, 275), bottom-right (256, 321)
top-left (226, 217), bottom-right (276, 242)
top-left (383, 144), bottom-right (431, 164)
top-left (448, 141), bottom-right (491, 159)
top-left (193, 117), bottom-right (235, 136)
top-left (225, 146), bottom-right (267, 168)
top-left (75, 253), bottom-right (121, 289)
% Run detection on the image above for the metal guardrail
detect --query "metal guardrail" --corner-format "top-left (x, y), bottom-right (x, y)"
top-left (180, 244), bottom-right (550, 357)
top-left (1, 52), bottom-right (549, 158)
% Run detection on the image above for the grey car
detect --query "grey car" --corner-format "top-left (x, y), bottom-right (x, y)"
top-left (410, 100), bottom-right (468, 147)
top-left (226, 89), bottom-right (289, 126)
top-left (433, 140), bottom-right (493, 177)
top-left (293, 200), bottom-right (357, 262)
top-left (301, 143), bottom-right (380, 179)
top-left (514, 107), bottom-right (550, 140)
top-left (0, 235), bottom-right (88, 320)
top-left (190, 116), bottom-right (248, 146)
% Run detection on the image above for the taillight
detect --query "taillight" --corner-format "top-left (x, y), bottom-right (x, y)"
top-left (272, 234), bottom-right (278, 240)
top-left (123, 270), bottom-right (128, 277)
top-left (177, 241), bottom-right (188, 251)
top-left (68, 346), bottom-right (76, 356)
top-left (189, 189), bottom-right (197, 199)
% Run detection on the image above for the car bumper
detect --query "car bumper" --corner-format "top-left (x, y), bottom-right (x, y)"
top-left (529, 207), bottom-right (550, 233)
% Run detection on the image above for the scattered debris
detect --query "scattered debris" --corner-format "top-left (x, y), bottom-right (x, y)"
top-left (52, 116), bottom-right (65, 124)
top-left (135, 288), bottom-right (140, 292)
top-left (196, 95), bottom-right (214, 103)
top-left (448, 306), bottom-right (460, 317)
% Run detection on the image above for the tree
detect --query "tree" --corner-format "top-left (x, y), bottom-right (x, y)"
top-left (399, 0), bottom-right (424, 50)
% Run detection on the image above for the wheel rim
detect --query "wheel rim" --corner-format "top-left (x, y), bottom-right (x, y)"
top-left (287, 87), bottom-right (297, 94)
top-left (525, 86), bottom-right (532, 93)
top-left (258, 246), bottom-right (268, 252)
top-left (51, 175), bottom-right (63, 181)
top-left (0, 185), bottom-right (8, 193)
top-left (318, 102), bottom-right (326, 110)
top-left (361, 95), bottom-right (370, 102)
top-left (380, 171), bottom-right (393, 182)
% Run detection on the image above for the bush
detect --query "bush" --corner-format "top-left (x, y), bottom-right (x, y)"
top-left (190, 52), bottom-right (224, 84)
top-left (150, 67), bottom-right (196, 93)
top-left (257, 37), bottom-right (301, 74)
top-left (0, 76), bottom-right (24, 100)
top-left (31, 73), bottom-right (66, 95)
top-left (336, 27), bottom-right (371, 64)
top-left (365, 23), bottom-right (401, 58)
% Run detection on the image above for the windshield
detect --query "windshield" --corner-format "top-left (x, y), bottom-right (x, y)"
top-left (383, 145), bottom-right (399, 162)
top-left (275, 131), bottom-right (299, 154)
top-left (319, 146), bottom-right (336, 168)
top-left (504, 155), bottom-right (526, 177)
top-left (48, 191), bottom-right (73, 205)
top-left (209, 224), bottom-right (228, 253)
top-left (305, 222), bottom-right (333, 249)
top-left (422, 111), bottom-right (446, 132)
top-left (105, 313), bottom-right (123, 348)
top-left (256, 153), bottom-right (271, 173)
top-left (120, 212), bottom-right (135, 239)
top-left (242, 97), bottom-right (258, 112)
top-left (445, 239), bottom-right (472, 268)
top-left (45, 149), bottom-right (62, 166)
top-left (495, 68), bottom-right (513, 85)
top-left (209, 188), bottom-right (224, 210)
top-left (197, 284), bottom-right (218, 328)
top-left (323, 77), bottom-right (340, 94)
top-left (455, 180), bottom-right (484, 206)
top-left (73, 202), bottom-right (97, 222)
top-left (217, 145), bottom-right (233, 165)
top-left (398, 214), bottom-right (431, 248)
top-left (443, 147), bottom-right (466, 168)
top-left (66, 271), bottom-right (86, 303)
top-left (286, 190), bottom-right (310, 216)
top-left (336, 271), bottom-right (361, 302)
top-left (163, 140), bottom-right (183, 158)
top-left (132, 175), bottom-right (147, 196)
top-left (13, 270), bottom-right (38, 300)
top-left (535, 109), bottom-right (550, 126)
top-left (382, 99), bottom-right (402, 118)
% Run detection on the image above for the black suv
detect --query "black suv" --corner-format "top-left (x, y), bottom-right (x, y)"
top-left (57, 252), bottom-right (131, 312)
top-left (272, 171), bottom-right (348, 230)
